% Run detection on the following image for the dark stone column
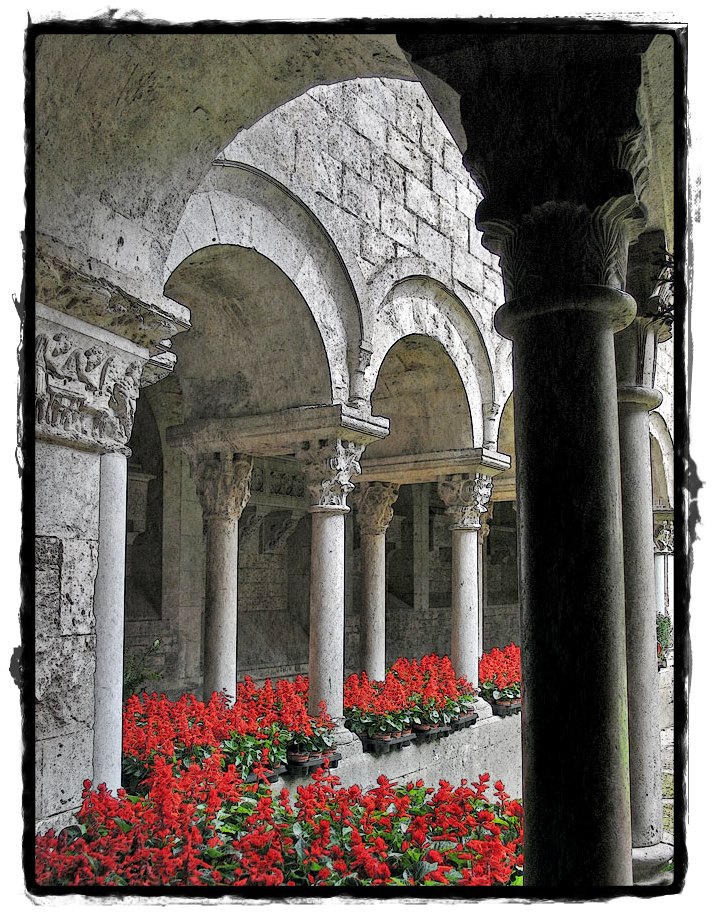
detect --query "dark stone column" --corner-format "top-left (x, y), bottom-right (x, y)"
top-left (398, 31), bottom-right (656, 887)
top-left (497, 283), bottom-right (636, 887)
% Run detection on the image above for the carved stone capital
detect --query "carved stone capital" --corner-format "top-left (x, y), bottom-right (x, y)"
top-left (437, 473), bottom-right (493, 530)
top-left (353, 482), bottom-right (399, 536)
top-left (654, 520), bottom-right (674, 555)
top-left (35, 305), bottom-right (149, 453)
top-left (36, 241), bottom-right (188, 351)
top-left (482, 195), bottom-right (646, 301)
top-left (188, 453), bottom-right (253, 522)
top-left (297, 438), bottom-right (365, 510)
top-left (479, 500), bottom-right (496, 542)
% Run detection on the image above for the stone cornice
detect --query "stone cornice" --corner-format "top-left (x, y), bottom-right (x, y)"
top-left (36, 242), bottom-right (189, 353)
top-left (166, 405), bottom-right (389, 459)
top-left (356, 448), bottom-right (510, 485)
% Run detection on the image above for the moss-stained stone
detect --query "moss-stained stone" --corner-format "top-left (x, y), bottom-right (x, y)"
top-left (662, 771), bottom-right (674, 799)
top-left (663, 802), bottom-right (674, 835)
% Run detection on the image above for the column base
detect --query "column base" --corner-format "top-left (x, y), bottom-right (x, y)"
top-left (632, 843), bottom-right (674, 885)
top-left (474, 697), bottom-right (494, 720)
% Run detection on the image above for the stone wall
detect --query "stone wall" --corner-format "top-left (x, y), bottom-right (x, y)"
top-left (220, 76), bottom-right (511, 415)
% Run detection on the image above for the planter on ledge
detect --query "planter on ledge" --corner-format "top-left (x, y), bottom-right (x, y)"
top-left (488, 697), bottom-right (522, 717)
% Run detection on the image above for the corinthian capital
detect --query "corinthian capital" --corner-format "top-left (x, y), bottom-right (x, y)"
top-left (483, 195), bottom-right (646, 302)
top-left (438, 473), bottom-right (493, 530)
top-left (353, 482), bottom-right (399, 536)
top-left (297, 438), bottom-right (365, 510)
top-left (189, 453), bottom-right (253, 522)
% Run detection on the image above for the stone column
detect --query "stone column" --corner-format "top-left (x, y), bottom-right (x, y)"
top-left (298, 439), bottom-right (365, 721)
top-left (654, 519), bottom-right (673, 620)
top-left (33, 292), bottom-right (157, 825)
top-left (489, 201), bottom-right (647, 888)
top-left (189, 453), bottom-right (252, 701)
top-left (437, 473), bottom-right (493, 687)
top-left (478, 503), bottom-right (494, 662)
top-left (353, 482), bottom-right (400, 680)
top-left (412, 483), bottom-right (430, 610)
top-left (92, 451), bottom-right (129, 792)
top-left (616, 233), bottom-right (674, 882)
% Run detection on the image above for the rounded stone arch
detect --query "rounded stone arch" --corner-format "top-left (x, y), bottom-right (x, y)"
top-left (365, 276), bottom-right (496, 448)
top-left (650, 411), bottom-right (674, 510)
top-left (165, 163), bottom-right (366, 406)
top-left (36, 33), bottom-right (415, 293)
top-left (364, 333), bottom-right (473, 460)
top-left (164, 244), bottom-right (335, 420)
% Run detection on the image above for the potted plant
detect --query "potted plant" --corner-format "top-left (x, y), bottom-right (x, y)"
top-left (656, 611), bottom-right (672, 669)
top-left (479, 644), bottom-right (522, 716)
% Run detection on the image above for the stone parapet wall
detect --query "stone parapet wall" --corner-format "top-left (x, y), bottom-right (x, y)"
top-left (276, 714), bottom-right (523, 800)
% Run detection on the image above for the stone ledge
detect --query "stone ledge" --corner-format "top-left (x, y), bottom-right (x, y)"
top-left (356, 447), bottom-right (511, 484)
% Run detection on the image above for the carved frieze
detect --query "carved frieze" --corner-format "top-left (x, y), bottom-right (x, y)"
top-left (297, 439), bottom-right (365, 510)
top-left (438, 473), bottom-right (494, 530)
top-left (654, 520), bottom-right (674, 555)
top-left (35, 316), bottom-right (147, 452)
top-left (188, 453), bottom-right (253, 522)
top-left (36, 244), bottom-right (188, 350)
top-left (353, 482), bottom-right (399, 536)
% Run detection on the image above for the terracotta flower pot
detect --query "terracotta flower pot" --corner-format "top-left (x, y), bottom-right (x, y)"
top-left (370, 731), bottom-right (392, 741)
top-left (287, 750), bottom-right (310, 764)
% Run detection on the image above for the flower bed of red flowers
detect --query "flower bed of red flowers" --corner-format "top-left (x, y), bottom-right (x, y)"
top-left (478, 644), bottom-right (521, 701)
top-left (35, 768), bottom-right (523, 887)
top-left (122, 675), bottom-right (335, 792)
top-left (343, 654), bottom-right (477, 737)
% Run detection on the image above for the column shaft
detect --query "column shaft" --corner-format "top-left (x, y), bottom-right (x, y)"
top-left (619, 396), bottom-right (663, 847)
top-left (450, 528), bottom-right (480, 686)
top-left (498, 289), bottom-right (634, 887)
top-left (654, 554), bottom-right (666, 616)
top-left (204, 516), bottom-right (239, 700)
top-left (93, 451), bottom-right (128, 792)
top-left (309, 509), bottom-right (347, 718)
top-left (413, 484), bottom-right (430, 610)
top-left (361, 531), bottom-right (386, 680)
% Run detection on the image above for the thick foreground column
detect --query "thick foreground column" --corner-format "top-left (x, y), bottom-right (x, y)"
top-left (189, 453), bottom-right (252, 701)
top-left (299, 439), bottom-right (365, 720)
top-left (438, 474), bottom-right (493, 686)
top-left (496, 286), bottom-right (637, 887)
top-left (353, 482), bottom-right (399, 680)
top-left (93, 451), bottom-right (128, 792)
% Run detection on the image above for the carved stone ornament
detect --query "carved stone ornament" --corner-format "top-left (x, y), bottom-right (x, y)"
top-left (437, 473), bottom-right (494, 530)
top-left (482, 195), bottom-right (647, 301)
top-left (36, 244), bottom-right (188, 350)
top-left (479, 500), bottom-right (496, 542)
top-left (189, 453), bottom-right (253, 522)
top-left (353, 482), bottom-right (399, 536)
top-left (654, 520), bottom-right (674, 555)
top-left (35, 322), bottom-right (146, 452)
top-left (297, 439), bottom-right (365, 510)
